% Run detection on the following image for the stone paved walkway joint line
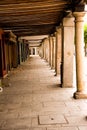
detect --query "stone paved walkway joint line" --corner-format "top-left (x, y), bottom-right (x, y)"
top-left (0, 55), bottom-right (87, 130)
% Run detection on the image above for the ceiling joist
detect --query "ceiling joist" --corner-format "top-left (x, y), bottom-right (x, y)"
top-left (0, 0), bottom-right (85, 37)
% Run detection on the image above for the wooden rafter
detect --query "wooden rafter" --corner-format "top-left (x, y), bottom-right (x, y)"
top-left (0, 0), bottom-right (85, 36)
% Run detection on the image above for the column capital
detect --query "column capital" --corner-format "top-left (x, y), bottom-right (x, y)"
top-left (56, 27), bottom-right (62, 35)
top-left (48, 35), bottom-right (50, 39)
top-left (54, 31), bottom-right (57, 36)
top-left (52, 36), bottom-right (56, 42)
top-left (73, 11), bottom-right (86, 22)
top-left (56, 25), bottom-right (62, 32)
top-left (56, 28), bottom-right (59, 33)
top-left (49, 35), bottom-right (53, 41)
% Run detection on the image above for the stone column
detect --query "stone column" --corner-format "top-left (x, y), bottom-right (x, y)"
top-left (44, 39), bottom-right (47, 61)
top-left (41, 43), bottom-right (44, 58)
top-left (49, 36), bottom-right (51, 66)
top-left (62, 16), bottom-right (74, 88)
top-left (73, 12), bottom-right (87, 99)
top-left (43, 40), bottom-right (46, 59)
top-left (45, 38), bottom-right (49, 62)
top-left (52, 36), bottom-right (55, 69)
top-left (49, 36), bottom-right (53, 68)
top-left (51, 36), bottom-right (56, 69)
top-left (39, 46), bottom-right (41, 57)
top-left (53, 36), bottom-right (56, 71)
top-left (55, 27), bottom-right (62, 75)
top-left (47, 38), bottom-right (49, 62)
top-left (35, 47), bottom-right (37, 55)
top-left (44, 39), bottom-right (46, 60)
top-left (41, 42), bottom-right (44, 58)
top-left (54, 32), bottom-right (57, 75)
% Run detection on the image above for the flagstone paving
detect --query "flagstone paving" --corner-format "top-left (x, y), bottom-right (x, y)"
top-left (0, 55), bottom-right (87, 130)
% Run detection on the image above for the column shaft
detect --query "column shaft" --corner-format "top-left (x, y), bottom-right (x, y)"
top-left (73, 12), bottom-right (87, 99)
top-left (52, 37), bottom-right (55, 69)
top-left (50, 37), bottom-right (53, 68)
top-left (55, 32), bottom-right (57, 75)
top-left (56, 28), bottom-right (62, 75)
top-left (49, 36), bottom-right (51, 66)
top-left (62, 17), bottom-right (74, 88)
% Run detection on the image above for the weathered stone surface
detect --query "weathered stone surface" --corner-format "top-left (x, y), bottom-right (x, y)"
top-left (4, 118), bottom-right (31, 129)
top-left (0, 55), bottom-right (87, 130)
top-left (63, 116), bottom-right (87, 126)
top-left (47, 127), bottom-right (78, 130)
top-left (78, 126), bottom-right (87, 130)
top-left (39, 115), bottom-right (67, 125)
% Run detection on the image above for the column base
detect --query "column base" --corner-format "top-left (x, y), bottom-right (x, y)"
top-left (51, 66), bottom-right (54, 70)
top-left (73, 91), bottom-right (87, 99)
top-left (61, 83), bottom-right (73, 88)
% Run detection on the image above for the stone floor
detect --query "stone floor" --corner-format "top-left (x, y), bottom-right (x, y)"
top-left (0, 55), bottom-right (87, 130)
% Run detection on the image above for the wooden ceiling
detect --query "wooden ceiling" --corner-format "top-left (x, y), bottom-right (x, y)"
top-left (0, 0), bottom-right (86, 37)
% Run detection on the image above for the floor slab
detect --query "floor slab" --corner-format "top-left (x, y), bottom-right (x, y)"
top-left (0, 55), bottom-right (87, 130)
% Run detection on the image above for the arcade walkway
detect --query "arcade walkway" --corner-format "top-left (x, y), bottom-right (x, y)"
top-left (0, 55), bottom-right (87, 130)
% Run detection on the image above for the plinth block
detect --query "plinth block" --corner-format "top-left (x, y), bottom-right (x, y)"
top-left (74, 91), bottom-right (87, 99)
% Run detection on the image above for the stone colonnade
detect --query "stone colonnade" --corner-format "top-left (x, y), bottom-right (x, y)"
top-left (39, 11), bottom-right (87, 99)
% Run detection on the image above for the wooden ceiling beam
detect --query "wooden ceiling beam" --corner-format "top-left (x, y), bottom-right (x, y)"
top-left (7, 25), bottom-right (55, 35)
top-left (0, 20), bottom-right (58, 26)
top-left (15, 32), bottom-right (51, 37)
top-left (0, 0), bottom-right (68, 7)
top-left (0, 13), bottom-right (62, 26)
top-left (0, 11), bottom-right (62, 18)
top-left (0, 0), bottom-right (72, 36)
top-left (1, 21), bottom-right (57, 27)
top-left (0, 5), bottom-right (67, 14)
top-left (0, 0), bottom-right (69, 4)
top-left (0, 15), bottom-right (59, 22)
top-left (14, 31), bottom-right (51, 37)
top-left (0, 8), bottom-right (64, 15)
top-left (2, 24), bottom-right (55, 29)
top-left (3, 24), bottom-right (55, 30)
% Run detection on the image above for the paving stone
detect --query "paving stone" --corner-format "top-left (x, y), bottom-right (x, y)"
top-left (4, 118), bottom-right (31, 129)
top-left (47, 127), bottom-right (78, 130)
top-left (0, 56), bottom-right (87, 129)
top-left (46, 127), bottom-right (58, 130)
top-left (78, 102), bottom-right (87, 110)
top-left (42, 106), bottom-right (69, 114)
top-left (5, 103), bottom-right (21, 110)
top-left (29, 127), bottom-right (46, 130)
top-left (0, 112), bottom-right (19, 120)
top-left (64, 110), bottom-right (87, 116)
top-left (31, 117), bottom-right (39, 126)
top-left (43, 101), bottom-right (66, 107)
top-left (78, 126), bottom-right (87, 130)
top-left (39, 114), bottom-right (67, 125)
top-left (0, 129), bottom-right (14, 130)
top-left (0, 120), bottom-right (6, 130)
top-left (14, 126), bottom-right (30, 130)
top-left (58, 127), bottom-right (78, 130)
top-left (63, 116), bottom-right (87, 126)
